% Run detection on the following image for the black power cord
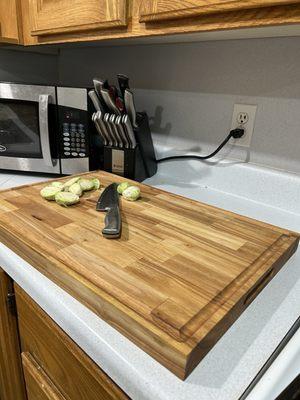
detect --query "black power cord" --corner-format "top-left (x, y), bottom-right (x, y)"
top-left (157, 128), bottom-right (245, 163)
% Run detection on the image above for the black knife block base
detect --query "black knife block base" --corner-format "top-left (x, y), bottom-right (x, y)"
top-left (103, 112), bottom-right (157, 182)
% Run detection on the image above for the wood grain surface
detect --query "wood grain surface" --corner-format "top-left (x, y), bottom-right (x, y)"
top-left (17, 286), bottom-right (129, 400)
top-left (20, 0), bottom-right (300, 46)
top-left (0, 171), bottom-right (298, 379)
top-left (22, 352), bottom-right (67, 400)
top-left (0, 0), bottom-right (23, 44)
top-left (28, 0), bottom-right (128, 37)
top-left (140, 0), bottom-right (300, 22)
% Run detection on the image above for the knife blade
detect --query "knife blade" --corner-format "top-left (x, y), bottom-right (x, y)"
top-left (96, 183), bottom-right (121, 239)
top-left (124, 89), bottom-right (137, 128)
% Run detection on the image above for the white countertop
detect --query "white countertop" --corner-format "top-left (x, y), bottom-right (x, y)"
top-left (0, 161), bottom-right (299, 400)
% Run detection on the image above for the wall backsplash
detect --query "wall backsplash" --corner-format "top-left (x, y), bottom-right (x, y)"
top-left (1, 37), bottom-right (300, 174)
top-left (57, 37), bottom-right (300, 175)
top-left (0, 48), bottom-right (58, 84)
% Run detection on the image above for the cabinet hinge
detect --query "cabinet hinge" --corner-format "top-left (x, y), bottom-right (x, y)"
top-left (7, 292), bottom-right (17, 316)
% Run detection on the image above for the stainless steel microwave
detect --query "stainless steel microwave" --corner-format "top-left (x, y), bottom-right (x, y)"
top-left (0, 82), bottom-right (102, 175)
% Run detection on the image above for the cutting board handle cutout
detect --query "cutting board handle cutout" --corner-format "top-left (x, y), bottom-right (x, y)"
top-left (244, 268), bottom-right (275, 306)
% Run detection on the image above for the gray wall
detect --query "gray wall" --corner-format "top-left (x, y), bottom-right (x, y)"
top-left (1, 38), bottom-right (299, 174)
top-left (0, 48), bottom-right (58, 84)
top-left (58, 37), bottom-right (300, 174)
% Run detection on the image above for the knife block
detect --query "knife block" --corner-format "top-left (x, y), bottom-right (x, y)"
top-left (103, 112), bottom-right (157, 182)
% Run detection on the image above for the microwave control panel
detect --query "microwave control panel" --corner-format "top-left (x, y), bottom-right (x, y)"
top-left (59, 108), bottom-right (89, 159)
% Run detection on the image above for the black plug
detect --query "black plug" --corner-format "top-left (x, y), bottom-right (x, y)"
top-left (230, 128), bottom-right (245, 139)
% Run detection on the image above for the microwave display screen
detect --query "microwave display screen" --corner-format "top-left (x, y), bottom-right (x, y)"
top-left (0, 100), bottom-right (42, 157)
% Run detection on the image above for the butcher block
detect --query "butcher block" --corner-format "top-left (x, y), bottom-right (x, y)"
top-left (0, 171), bottom-right (298, 380)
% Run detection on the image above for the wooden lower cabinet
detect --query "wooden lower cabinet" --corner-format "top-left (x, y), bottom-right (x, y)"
top-left (0, 269), bottom-right (26, 400)
top-left (14, 284), bottom-right (129, 400)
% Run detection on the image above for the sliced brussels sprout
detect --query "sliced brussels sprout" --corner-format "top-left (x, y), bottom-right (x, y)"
top-left (40, 186), bottom-right (62, 201)
top-left (78, 178), bottom-right (94, 191)
top-left (117, 182), bottom-right (130, 195)
top-left (91, 178), bottom-right (100, 190)
top-left (63, 176), bottom-right (80, 191)
top-left (55, 192), bottom-right (79, 207)
top-left (122, 186), bottom-right (140, 201)
top-left (68, 183), bottom-right (83, 197)
top-left (51, 181), bottom-right (64, 189)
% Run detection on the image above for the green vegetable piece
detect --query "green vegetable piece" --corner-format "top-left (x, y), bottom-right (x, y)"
top-left (78, 178), bottom-right (94, 191)
top-left (122, 186), bottom-right (140, 201)
top-left (63, 176), bottom-right (80, 191)
top-left (117, 182), bottom-right (130, 195)
top-left (40, 186), bottom-right (62, 201)
top-left (69, 183), bottom-right (83, 197)
top-left (51, 181), bottom-right (64, 189)
top-left (91, 178), bottom-right (100, 190)
top-left (55, 192), bottom-right (79, 207)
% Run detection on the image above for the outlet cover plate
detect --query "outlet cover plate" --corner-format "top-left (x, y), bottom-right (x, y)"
top-left (230, 103), bottom-right (257, 147)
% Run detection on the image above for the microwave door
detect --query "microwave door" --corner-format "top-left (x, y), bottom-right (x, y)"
top-left (0, 83), bottom-right (60, 174)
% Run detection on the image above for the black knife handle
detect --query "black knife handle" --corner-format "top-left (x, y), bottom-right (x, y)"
top-left (102, 207), bottom-right (121, 239)
top-left (117, 74), bottom-right (129, 99)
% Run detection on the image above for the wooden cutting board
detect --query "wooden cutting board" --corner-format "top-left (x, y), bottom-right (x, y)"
top-left (0, 171), bottom-right (298, 380)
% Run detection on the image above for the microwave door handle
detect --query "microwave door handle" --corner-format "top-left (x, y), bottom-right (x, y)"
top-left (39, 94), bottom-right (54, 167)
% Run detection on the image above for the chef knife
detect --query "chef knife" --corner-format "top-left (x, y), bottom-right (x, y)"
top-left (124, 89), bottom-right (137, 128)
top-left (96, 183), bottom-right (121, 239)
top-left (117, 74), bottom-right (129, 99)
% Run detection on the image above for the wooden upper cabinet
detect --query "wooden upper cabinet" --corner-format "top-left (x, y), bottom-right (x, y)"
top-left (28, 0), bottom-right (128, 37)
top-left (140, 0), bottom-right (300, 22)
top-left (0, 0), bottom-right (22, 43)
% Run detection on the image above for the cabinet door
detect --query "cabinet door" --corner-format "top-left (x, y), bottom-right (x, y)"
top-left (22, 352), bottom-right (66, 400)
top-left (0, 269), bottom-right (26, 400)
top-left (28, 0), bottom-right (128, 37)
top-left (15, 284), bottom-right (129, 400)
top-left (0, 0), bottom-right (22, 43)
top-left (140, 0), bottom-right (300, 22)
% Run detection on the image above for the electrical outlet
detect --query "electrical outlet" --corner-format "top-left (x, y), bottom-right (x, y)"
top-left (230, 104), bottom-right (257, 147)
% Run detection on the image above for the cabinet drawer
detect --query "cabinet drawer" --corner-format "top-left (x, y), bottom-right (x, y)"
top-left (15, 285), bottom-right (129, 400)
top-left (22, 352), bottom-right (66, 400)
